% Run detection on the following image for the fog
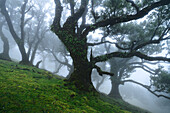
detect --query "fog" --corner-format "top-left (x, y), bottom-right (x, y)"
top-left (121, 70), bottom-right (170, 113)
top-left (92, 68), bottom-right (170, 113)
top-left (0, 0), bottom-right (170, 113)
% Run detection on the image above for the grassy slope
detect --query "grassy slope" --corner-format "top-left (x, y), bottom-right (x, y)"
top-left (0, 60), bottom-right (148, 113)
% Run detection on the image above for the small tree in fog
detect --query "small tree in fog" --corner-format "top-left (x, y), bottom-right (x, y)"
top-left (0, 0), bottom-right (31, 64)
top-left (0, 0), bottom-right (52, 65)
top-left (0, 16), bottom-right (10, 61)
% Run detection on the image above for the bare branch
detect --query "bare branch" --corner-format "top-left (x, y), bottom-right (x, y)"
top-left (24, 15), bottom-right (34, 25)
top-left (115, 43), bottom-right (131, 50)
top-left (69, 0), bottom-right (75, 16)
top-left (159, 27), bottom-right (170, 40)
top-left (133, 37), bottom-right (168, 51)
top-left (91, 0), bottom-right (100, 23)
top-left (52, 0), bottom-right (63, 31)
top-left (48, 48), bottom-right (73, 69)
top-left (128, 61), bottom-right (156, 73)
top-left (122, 79), bottom-right (170, 100)
top-left (35, 60), bottom-right (42, 68)
top-left (93, 65), bottom-right (114, 76)
top-left (141, 60), bottom-right (160, 64)
top-left (25, 5), bottom-right (33, 14)
top-left (153, 88), bottom-right (166, 93)
top-left (63, 0), bottom-right (89, 28)
top-left (53, 63), bottom-right (63, 74)
top-left (78, 6), bottom-right (88, 34)
top-left (150, 17), bottom-right (162, 41)
top-left (94, 51), bottom-right (170, 63)
top-left (125, 0), bottom-right (139, 13)
top-left (87, 41), bottom-right (116, 46)
top-left (142, 64), bottom-right (156, 73)
top-left (0, 0), bottom-right (20, 42)
top-left (20, 0), bottom-right (29, 40)
top-left (133, 66), bottom-right (156, 75)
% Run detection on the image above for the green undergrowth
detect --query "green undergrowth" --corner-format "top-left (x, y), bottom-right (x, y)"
top-left (0, 60), bottom-right (147, 113)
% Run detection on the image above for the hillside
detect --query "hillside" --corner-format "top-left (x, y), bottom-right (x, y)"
top-left (0, 60), bottom-right (148, 113)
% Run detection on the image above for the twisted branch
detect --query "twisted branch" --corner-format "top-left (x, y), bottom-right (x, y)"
top-left (122, 79), bottom-right (170, 100)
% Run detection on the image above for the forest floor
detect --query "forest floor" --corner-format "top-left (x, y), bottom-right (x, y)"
top-left (0, 59), bottom-right (149, 113)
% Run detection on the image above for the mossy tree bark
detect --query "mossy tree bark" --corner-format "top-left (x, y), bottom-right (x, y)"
top-left (55, 28), bottom-right (94, 90)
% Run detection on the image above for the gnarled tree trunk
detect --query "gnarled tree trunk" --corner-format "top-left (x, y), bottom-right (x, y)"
top-left (55, 28), bottom-right (94, 90)
top-left (69, 58), bottom-right (93, 90)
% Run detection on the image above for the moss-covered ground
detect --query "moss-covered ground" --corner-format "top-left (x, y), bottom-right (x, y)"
top-left (0, 59), bottom-right (148, 113)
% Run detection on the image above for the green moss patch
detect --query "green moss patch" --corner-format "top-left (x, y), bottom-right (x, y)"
top-left (0, 60), bottom-right (148, 113)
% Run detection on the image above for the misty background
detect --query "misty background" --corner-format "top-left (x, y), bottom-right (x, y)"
top-left (0, 0), bottom-right (170, 113)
